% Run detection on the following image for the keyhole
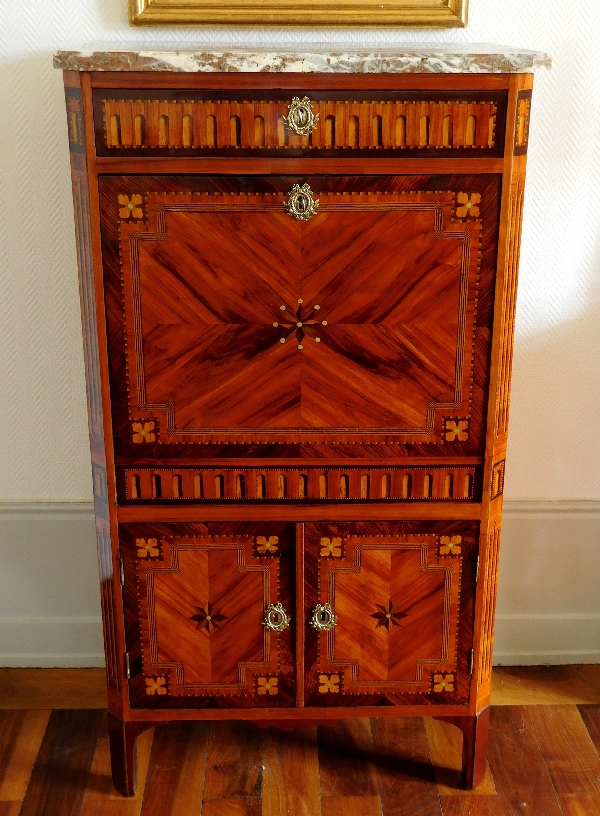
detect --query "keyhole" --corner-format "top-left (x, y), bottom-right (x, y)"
top-left (296, 107), bottom-right (308, 127)
top-left (297, 195), bottom-right (306, 212)
top-left (271, 611), bottom-right (283, 627)
top-left (318, 611), bottom-right (328, 624)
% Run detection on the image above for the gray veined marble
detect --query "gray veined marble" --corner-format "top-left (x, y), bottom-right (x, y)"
top-left (53, 44), bottom-right (551, 73)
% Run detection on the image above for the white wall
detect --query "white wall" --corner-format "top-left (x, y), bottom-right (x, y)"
top-left (1, 0), bottom-right (599, 665)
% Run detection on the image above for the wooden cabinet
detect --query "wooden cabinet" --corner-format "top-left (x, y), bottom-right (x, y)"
top-left (59, 57), bottom-right (537, 796)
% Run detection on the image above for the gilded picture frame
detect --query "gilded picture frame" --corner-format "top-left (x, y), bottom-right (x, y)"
top-left (129, 0), bottom-right (468, 27)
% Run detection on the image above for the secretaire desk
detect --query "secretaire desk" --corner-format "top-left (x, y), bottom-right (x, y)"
top-left (54, 44), bottom-right (550, 796)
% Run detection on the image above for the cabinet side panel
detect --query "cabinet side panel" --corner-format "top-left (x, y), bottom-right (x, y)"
top-left (65, 73), bottom-right (120, 693)
top-left (474, 75), bottom-right (532, 709)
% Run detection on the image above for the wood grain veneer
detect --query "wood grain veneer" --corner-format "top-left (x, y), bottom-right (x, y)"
top-left (62, 66), bottom-right (536, 796)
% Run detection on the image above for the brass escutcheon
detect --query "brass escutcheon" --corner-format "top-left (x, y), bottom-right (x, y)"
top-left (309, 602), bottom-right (337, 631)
top-left (262, 602), bottom-right (291, 632)
top-left (283, 96), bottom-right (319, 136)
top-left (285, 183), bottom-right (319, 221)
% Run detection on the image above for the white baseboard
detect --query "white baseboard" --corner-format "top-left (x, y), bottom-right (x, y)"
top-left (0, 500), bottom-right (599, 668)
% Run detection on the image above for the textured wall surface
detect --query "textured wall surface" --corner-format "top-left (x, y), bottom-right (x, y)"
top-left (0, 1), bottom-right (599, 500)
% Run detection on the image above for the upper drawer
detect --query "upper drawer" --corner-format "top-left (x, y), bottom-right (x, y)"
top-left (93, 89), bottom-right (507, 158)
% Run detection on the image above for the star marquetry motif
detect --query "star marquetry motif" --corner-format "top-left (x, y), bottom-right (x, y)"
top-left (371, 600), bottom-right (408, 630)
top-left (273, 298), bottom-right (328, 350)
top-left (189, 603), bottom-right (227, 634)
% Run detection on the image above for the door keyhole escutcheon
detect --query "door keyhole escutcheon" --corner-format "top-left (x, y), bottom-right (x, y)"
top-left (309, 602), bottom-right (337, 631)
top-left (262, 602), bottom-right (291, 632)
top-left (283, 96), bottom-right (319, 136)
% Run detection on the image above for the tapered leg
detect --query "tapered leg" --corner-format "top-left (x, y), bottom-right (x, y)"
top-left (434, 707), bottom-right (490, 790)
top-left (108, 711), bottom-right (139, 797)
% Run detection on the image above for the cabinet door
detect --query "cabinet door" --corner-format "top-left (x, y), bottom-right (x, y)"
top-left (304, 522), bottom-right (478, 707)
top-left (121, 522), bottom-right (295, 708)
top-left (100, 174), bottom-right (498, 470)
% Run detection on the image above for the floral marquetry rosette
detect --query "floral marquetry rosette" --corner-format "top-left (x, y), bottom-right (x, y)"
top-left (455, 193), bottom-right (481, 219)
top-left (444, 419), bottom-right (469, 442)
top-left (439, 535), bottom-right (462, 556)
top-left (433, 673), bottom-right (455, 693)
top-left (318, 674), bottom-right (340, 693)
top-left (118, 194), bottom-right (143, 219)
top-left (256, 676), bottom-right (279, 696)
top-left (145, 676), bottom-right (167, 695)
top-left (255, 536), bottom-right (279, 555)
top-left (136, 537), bottom-right (160, 558)
top-left (320, 537), bottom-right (342, 557)
top-left (132, 420), bottom-right (156, 443)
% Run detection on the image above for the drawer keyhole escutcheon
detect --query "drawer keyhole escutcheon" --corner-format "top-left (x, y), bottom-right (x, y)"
top-left (285, 184), bottom-right (319, 221)
top-left (310, 603), bottom-right (337, 631)
top-left (262, 602), bottom-right (291, 632)
top-left (283, 96), bottom-right (319, 135)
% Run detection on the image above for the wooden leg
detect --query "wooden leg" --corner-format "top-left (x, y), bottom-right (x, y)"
top-left (107, 712), bottom-right (139, 797)
top-left (434, 707), bottom-right (490, 790)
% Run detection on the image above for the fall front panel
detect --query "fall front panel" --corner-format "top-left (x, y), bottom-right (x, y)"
top-left (100, 175), bottom-right (499, 459)
top-left (304, 521), bottom-right (478, 707)
top-left (120, 522), bottom-right (295, 709)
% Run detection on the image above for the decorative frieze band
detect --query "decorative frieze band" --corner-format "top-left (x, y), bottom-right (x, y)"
top-left (100, 96), bottom-right (499, 152)
top-left (121, 465), bottom-right (479, 502)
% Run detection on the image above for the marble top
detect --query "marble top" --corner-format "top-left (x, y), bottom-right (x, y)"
top-left (54, 44), bottom-right (551, 74)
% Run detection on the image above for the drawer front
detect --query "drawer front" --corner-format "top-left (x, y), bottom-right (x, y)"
top-left (303, 520), bottom-right (478, 708)
top-left (94, 89), bottom-right (506, 157)
top-left (121, 522), bottom-right (296, 709)
top-left (100, 174), bottom-right (500, 466)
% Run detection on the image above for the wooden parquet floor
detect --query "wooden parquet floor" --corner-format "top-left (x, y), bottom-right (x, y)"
top-left (0, 667), bottom-right (599, 816)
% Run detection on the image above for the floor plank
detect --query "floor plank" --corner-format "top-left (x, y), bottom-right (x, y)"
top-left (0, 803), bottom-right (22, 816)
top-left (423, 718), bottom-right (496, 796)
top-left (578, 705), bottom-right (600, 755)
top-left (79, 721), bottom-right (154, 815)
top-left (525, 705), bottom-right (600, 809)
top-left (372, 717), bottom-right (442, 816)
top-left (492, 665), bottom-right (600, 706)
top-left (439, 796), bottom-right (507, 815)
top-left (18, 709), bottom-right (103, 816)
top-left (322, 795), bottom-right (383, 816)
top-left (262, 727), bottom-right (322, 816)
top-left (486, 706), bottom-right (562, 815)
top-left (202, 798), bottom-right (262, 816)
top-left (557, 794), bottom-right (600, 816)
top-left (0, 670), bottom-right (107, 710)
top-left (0, 710), bottom-right (50, 802)
top-left (318, 719), bottom-right (379, 798)
top-left (138, 721), bottom-right (208, 816)
top-left (203, 721), bottom-right (262, 801)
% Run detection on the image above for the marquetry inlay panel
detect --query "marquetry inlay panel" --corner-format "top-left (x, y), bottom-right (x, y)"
top-left (304, 521), bottom-right (478, 707)
top-left (121, 522), bottom-right (296, 709)
top-left (96, 93), bottom-right (504, 156)
top-left (109, 182), bottom-right (484, 448)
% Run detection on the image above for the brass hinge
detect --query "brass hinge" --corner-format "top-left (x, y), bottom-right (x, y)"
top-left (469, 648), bottom-right (475, 675)
top-left (118, 555), bottom-right (125, 586)
top-left (475, 556), bottom-right (480, 584)
top-left (124, 652), bottom-right (131, 680)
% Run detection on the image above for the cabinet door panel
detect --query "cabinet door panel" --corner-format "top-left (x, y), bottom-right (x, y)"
top-left (100, 175), bottom-right (499, 464)
top-left (304, 521), bottom-right (477, 707)
top-left (121, 522), bottom-right (295, 708)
